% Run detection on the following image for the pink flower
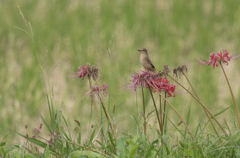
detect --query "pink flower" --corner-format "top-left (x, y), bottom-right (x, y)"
top-left (148, 77), bottom-right (168, 92)
top-left (148, 77), bottom-right (177, 97)
top-left (127, 70), bottom-right (156, 91)
top-left (196, 53), bottom-right (218, 68)
top-left (196, 49), bottom-right (239, 68)
top-left (87, 84), bottom-right (109, 97)
top-left (127, 70), bottom-right (177, 97)
top-left (32, 124), bottom-right (42, 139)
top-left (68, 63), bottom-right (99, 80)
top-left (216, 49), bottom-right (239, 65)
top-left (78, 65), bottom-right (87, 80)
top-left (167, 84), bottom-right (177, 97)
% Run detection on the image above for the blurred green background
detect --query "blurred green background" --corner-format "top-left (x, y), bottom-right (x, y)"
top-left (1, 0), bottom-right (240, 143)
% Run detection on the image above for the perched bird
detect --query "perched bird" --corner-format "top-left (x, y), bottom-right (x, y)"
top-left (138, 48), bottom-right (156, 72)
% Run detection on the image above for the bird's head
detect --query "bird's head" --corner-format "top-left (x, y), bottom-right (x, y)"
top-left (138, 48), bottom-right (148, 54)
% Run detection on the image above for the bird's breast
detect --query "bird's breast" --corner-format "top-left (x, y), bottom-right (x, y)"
top-left (140, 54), bottom-right (144, 65)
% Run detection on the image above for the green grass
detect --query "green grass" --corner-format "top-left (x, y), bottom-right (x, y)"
top-left (1, 0), bottom-right (240, 157)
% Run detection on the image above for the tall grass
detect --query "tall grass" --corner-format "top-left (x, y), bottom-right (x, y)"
top-left (1, 1), bottom-right (240, 156)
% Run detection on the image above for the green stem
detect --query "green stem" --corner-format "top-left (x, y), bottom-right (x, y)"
top-left (220, 62), bottom-right (240, 129)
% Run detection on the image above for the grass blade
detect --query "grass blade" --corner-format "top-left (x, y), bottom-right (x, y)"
top-left (35, 106), bottom-right (52, 133)
top-left (168, 118), bottom-right (184, 137)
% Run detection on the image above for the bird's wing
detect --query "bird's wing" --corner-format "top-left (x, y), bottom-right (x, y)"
top-left (144, 56), bottom-right (155, 69)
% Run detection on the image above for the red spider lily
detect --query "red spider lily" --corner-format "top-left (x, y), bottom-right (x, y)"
top-left (148, 77), bottom-right (169, 92)
top-left (196, 49), bottom-right (240, 68)
top-left (127, 70), bottom-right (156, 91)
top-left (167, 84), bottom-right (177, 97)
top-left (68, 63), bottom-right (99, 80)
top-left (196, 53), bottom-right (218, 68)
top-left (216, 49), bottom-right (239, 65)
top-left (77, 65), bottom-right (87, 80)
top-left (87, 84), bottom-right (109, 97)
top-left (127, 70), bottom-right (177, 97)
top-left (149, 77), bottom-right (177, 97)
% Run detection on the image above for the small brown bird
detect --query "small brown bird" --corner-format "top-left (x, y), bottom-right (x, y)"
top-left (138, 48), bottom-right (156, 72)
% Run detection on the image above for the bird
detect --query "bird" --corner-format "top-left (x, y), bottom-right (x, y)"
top-left (138, 48), bottom-right (156, 72)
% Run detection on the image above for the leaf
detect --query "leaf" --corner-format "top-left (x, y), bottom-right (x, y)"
top-left (66, 141), bottom-right (70, 151)
top-left (0, 142), bottom-right (6, 146)
top-left (14, 151), bottom-right (21, 158)
top-left (56, 110), bottom-right (62, 124)
top-left (90, 129), bottom-right (95, 142)
top-left (17, 133), bottom-right (47, 148)
top-left (61, 128), bottom-right (71, 141)
top-left (184, 106), bottom-right (191, 138)
top-left (95, 140), bottom-right (103, 148)
top-left (186, 106), bottom-right (191, 125)
top-left (183, 148), bottom-right (193, 157)
top-left (152, 139), bottom-right (159, 145)
top-left (211, 106), bottom-right (230, 119)
top-left (62, 115), bottom-right (72, 141)
top-left (141, 134), bottom-right (148, 153)
top-left (1, 147), bottom-right (5, 156)
top-left (168, 118), bottom-right (184, 136)
top-left (144, 145), bottom-right (154, 157)
top-left (194, 123), bottom-right (201, 137)
top-left (71, 150), bottom-right (105, 158)
top-left (236, 149), bottom-right (240, 157)
top-left (116, 137), bottom-right (126, 158)
top-left (5, 147), bottom-right (18, 155)
top-left (128, 142), bottom-right (139, 158)
top-left (108, 131), bottom-right (115, 148)
top-left (77, 132), bottom-right (81, 144)
top-left (24, 154), bottom-right (36, 158)
top-left (35, 106), bottom-right (52, 133)
top-left (164, 145), bottom-right (170, 155)
top-left (132, 135), bottom-right (140, 144)
top-left (198, 146), bottom-right (203, 157)
top-left (44, 145), bottom-right (49, 157)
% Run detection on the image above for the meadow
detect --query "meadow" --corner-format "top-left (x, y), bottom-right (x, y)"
top-left (1, 0), bottom-right (240, 157)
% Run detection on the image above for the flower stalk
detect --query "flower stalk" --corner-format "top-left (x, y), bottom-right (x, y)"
top-left (141, 85), bottom-right (147, 136)
top-left (167, 74), bottom-right (228, 136)
top-left (181, 71), bottom-right (222, 143)
top-left (195, 49), bottom-right (240, 132)
top-left (162, 92), bottom-right (167, 132)
top-left (95, 81), bottom-right (117, 141)
top-left (127, 70), bottom-right (177, 135)
top-left (159, 95), bottom-right (163, 133)
top-left (220, 62), bottom-right (240, 129)
top-left (146, 81), bottom-right (195, 140)
top-left (88, 77), bottom-right (103, 144)
top-left (147, 82), bottom-right (162, 133)
top-left (68, 64), bottom-right (103, 145)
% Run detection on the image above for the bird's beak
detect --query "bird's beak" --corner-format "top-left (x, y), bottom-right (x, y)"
top-left (137, 49), bottom-right (140, 51)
